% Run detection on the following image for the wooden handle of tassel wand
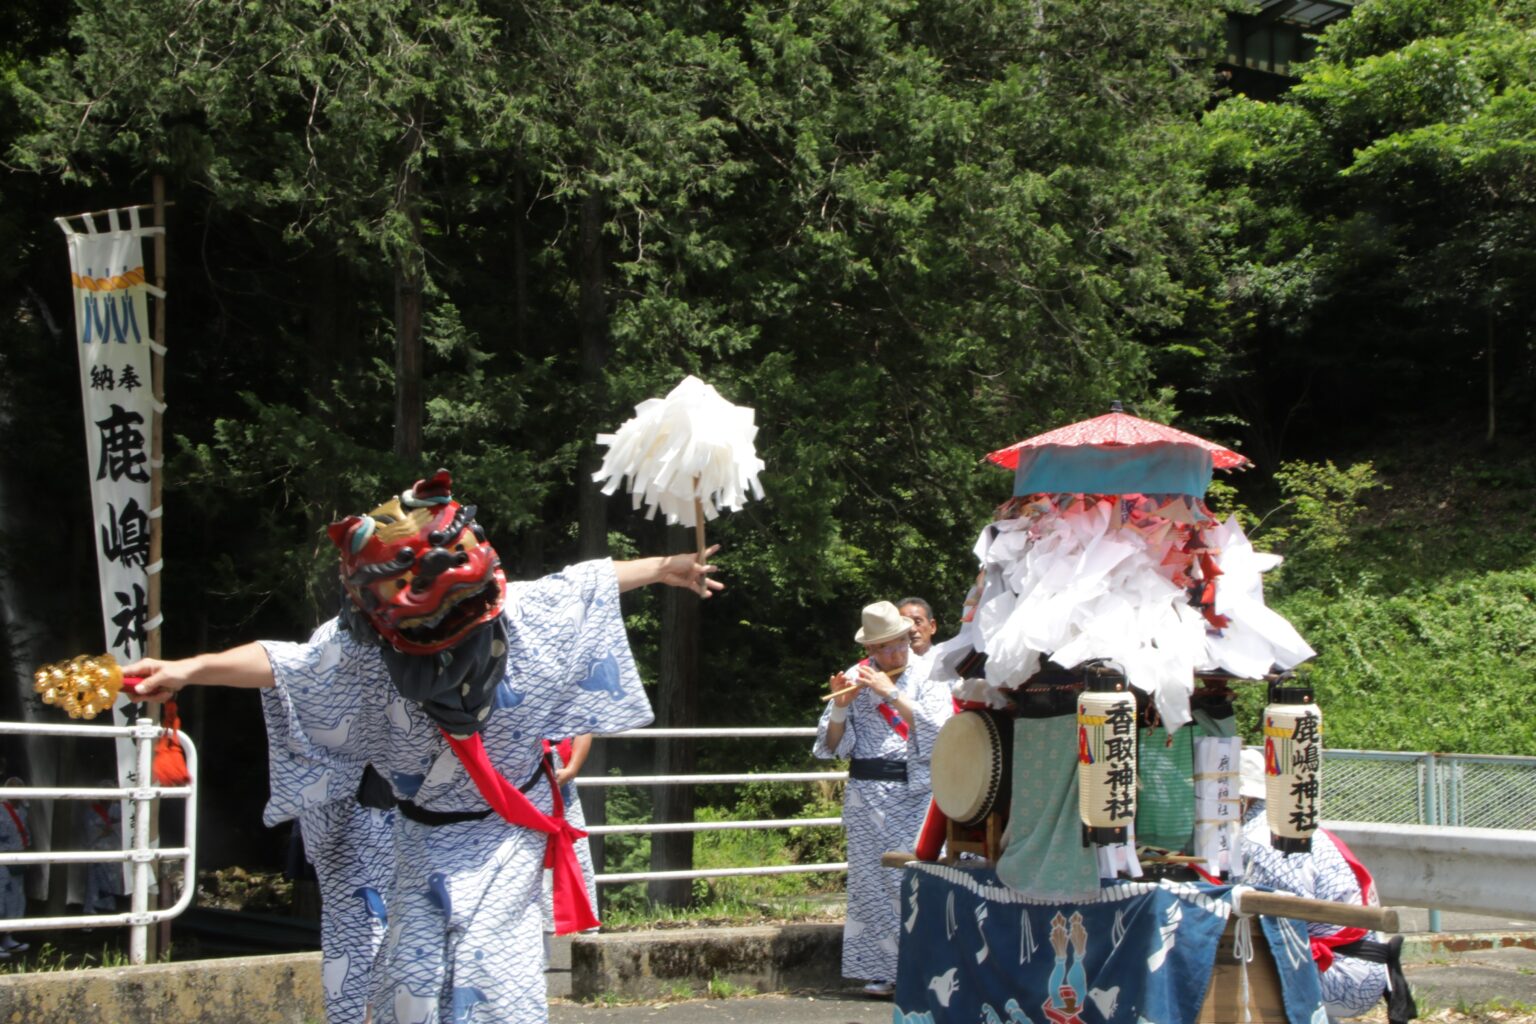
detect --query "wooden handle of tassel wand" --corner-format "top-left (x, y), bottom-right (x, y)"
top-left (694, 496), bottom-right (708, 597)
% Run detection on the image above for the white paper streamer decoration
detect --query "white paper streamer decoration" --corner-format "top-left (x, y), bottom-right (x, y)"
top-left (592, 375), bottom-right (765, 528)
top-left (929, 500), bottom-right (1314, 733)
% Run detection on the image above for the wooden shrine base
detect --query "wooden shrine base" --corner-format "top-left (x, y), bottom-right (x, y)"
top-left (1199, 919), bottom-right (1288, 1023)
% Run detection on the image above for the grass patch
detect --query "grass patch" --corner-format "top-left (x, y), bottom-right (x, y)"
top-left (599, 892), bottom-right (842, 932)
top-left (0, 939), bottom-right (155, 974)
top-left (707, 976), bottom-right (759, 999)
top-left (664, 980), bottom-right (698, 1000)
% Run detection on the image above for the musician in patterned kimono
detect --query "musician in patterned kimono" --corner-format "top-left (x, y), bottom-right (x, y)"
top-left (127, 470), bottom-right (720, 1024)
top-left (815, 601), bottom-right (954, 998)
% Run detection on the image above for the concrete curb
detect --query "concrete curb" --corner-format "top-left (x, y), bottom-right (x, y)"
top-left (1401, 931), bottom-right (1536, 961)
top-left (570, 923), bottom-right (843, 1000)
top-left (1, 925), bottom-right (1532, 1021)
top-left (0, 951), bottom-right (323, 1024)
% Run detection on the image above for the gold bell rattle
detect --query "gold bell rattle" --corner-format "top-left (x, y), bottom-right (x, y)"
top-left (32, 653), bottom-right (147, 719)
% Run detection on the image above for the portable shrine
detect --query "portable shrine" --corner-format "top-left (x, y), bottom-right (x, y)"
top-left (891, 405), bottom-right (1387, 1024)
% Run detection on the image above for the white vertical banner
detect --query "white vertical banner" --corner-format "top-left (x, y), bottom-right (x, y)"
top-left (56, 206), bottom-right (166, 890)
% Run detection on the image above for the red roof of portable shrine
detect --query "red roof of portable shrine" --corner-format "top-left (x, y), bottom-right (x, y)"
top-left (986, 410), bottom-right (1252, 472)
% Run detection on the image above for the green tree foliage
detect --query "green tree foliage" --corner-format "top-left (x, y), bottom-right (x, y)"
top-left (1261, 459), bottom-right (1383, 588)
top-left (3, 0), bottom-right (1534, 883)
top-left (1199, 0), bottom-right (1536, 455)
top-left (1277, 567), bottom-right (1536, 755)
top-left (11, 0), bottom-right (1234, 707)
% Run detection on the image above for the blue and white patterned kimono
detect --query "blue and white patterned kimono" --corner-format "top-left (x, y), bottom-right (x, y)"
top-left (813, 657), bottom-right (953, 984)
top-left (259, 560), bottom-right (653, 1024)
top-left (299, 799), bottom-right (396, 1023)
top-left (79, 799), bottom-right (123, 915)
top-left (1241, 803), bottom-right (1389, 1019)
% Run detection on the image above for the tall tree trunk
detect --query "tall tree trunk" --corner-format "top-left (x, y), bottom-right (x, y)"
top-left (304, 249), bottom-right (359, 620)
top-left (576, 190), bottom-right (610, 562)
top-left (1485, 308), bottom-right (1496, 445)
top-left (573, 189), bottom-right (612, 899)
top-left (394, 256), bottom-right (424, 463)
top-left (393, 108), bottom-right (426, 463)
top-left (648, 522), bottom-right (700, 909)
top-left (512, 169), bottom-right (529, 353)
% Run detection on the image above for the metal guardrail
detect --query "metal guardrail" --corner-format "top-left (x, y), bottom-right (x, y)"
top-left (1326, 821), bottom-right (1536, 922)
top-left (0, 720), bottom-right (198, 964)
top-left (579, 734), bottom-right (1536, 895)
top-left (582, 726), bottom-right (847, 887)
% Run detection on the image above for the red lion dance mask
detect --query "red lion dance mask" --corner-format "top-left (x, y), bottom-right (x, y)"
top-left (326, 470), bottom-right (507, 655)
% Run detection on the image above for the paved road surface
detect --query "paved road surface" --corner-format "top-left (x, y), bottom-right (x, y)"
top-left (546, 910), bottom-right (1536, 1023)
top-left (548, 950), bottom-right (1536, 1022)
top-left (551, 991), bottom-right (890, 1023)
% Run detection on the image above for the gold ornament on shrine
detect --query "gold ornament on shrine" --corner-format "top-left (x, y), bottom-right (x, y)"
top-left (32, 653), bottom-right (143, 720)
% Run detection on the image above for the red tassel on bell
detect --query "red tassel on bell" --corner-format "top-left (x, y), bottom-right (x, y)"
top-left (153, 698), bottom-right (191, 787)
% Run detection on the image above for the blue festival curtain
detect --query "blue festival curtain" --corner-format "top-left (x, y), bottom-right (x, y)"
top-left (894, 867), bottom-right (1324, 1024)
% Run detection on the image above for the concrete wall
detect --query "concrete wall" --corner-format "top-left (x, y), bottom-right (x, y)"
top-left (0, 927), bottom-right (843, 1020)
top-left (570, 923), bottom-right (843, 1000)
top-left (0, 952), bottom-right (323, 1024)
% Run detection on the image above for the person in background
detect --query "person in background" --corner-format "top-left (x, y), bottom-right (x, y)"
top-left (79, 783), bottom-right (125, 917)
top-left (1239, 748), bottom-right (1416, 1024)
top-left (815, 601), bottom-right (954, 998)
top-left (552, 734), bottom-right (597, 916)
top-left (542, 732), bottom-right (598, 961)
top-left (0, 774), bottom-right (30, 957)
top-left (897, 597), bottom-right (938, 675)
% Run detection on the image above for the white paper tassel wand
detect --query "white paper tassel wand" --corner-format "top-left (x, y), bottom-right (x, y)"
top-left (592, 375), bottom-right (765, 594)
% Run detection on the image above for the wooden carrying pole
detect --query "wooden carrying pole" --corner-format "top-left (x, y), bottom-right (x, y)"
top-left (873, 862), bottom-right (1400, 934)
top-left (1232, 888), bottom-right (1400, 933)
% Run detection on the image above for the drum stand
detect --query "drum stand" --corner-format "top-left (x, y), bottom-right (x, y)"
top-left (943, 810), bottom-right (1006, 864)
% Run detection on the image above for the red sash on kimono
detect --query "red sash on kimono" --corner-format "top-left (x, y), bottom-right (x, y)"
top-left (1307, 828), bottom-right (1377, 971)
top-left (2, 802), bottom-right (27, 849)
top-left (858, 659), bottom-right (909, 740)
top-left (441, 731), bottom-right (598, 935)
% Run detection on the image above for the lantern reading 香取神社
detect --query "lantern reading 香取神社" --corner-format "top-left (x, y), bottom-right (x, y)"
top-left (1078, 677), bottom-right (1137, 846)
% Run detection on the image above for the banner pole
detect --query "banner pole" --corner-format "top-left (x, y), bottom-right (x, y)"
top-left (149, 176), bottom-right (166, 662)
top-left (148, 174), bottom-right (168, 960)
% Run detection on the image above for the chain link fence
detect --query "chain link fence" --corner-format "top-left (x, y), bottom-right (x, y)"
top-left (1323, 750), bottom-right (1536, 830)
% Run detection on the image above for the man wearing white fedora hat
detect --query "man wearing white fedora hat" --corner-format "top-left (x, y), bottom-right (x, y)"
top-left (814, 600), bottom-right (955, 997)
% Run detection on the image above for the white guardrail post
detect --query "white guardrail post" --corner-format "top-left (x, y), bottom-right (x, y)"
top-left (0, 720), bottom-right (199, 964)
